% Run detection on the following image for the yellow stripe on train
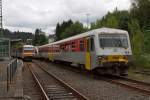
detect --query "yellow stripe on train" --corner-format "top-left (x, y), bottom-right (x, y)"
top-left (102, 55), bottom-right (128, 64)
top-left (23, 53), bottom-right (33, 56)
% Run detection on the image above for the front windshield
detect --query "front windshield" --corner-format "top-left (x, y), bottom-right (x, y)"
top-left (99, 34), bottom-right (128, 48)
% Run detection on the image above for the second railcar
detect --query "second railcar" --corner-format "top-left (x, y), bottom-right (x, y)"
top-left (12, 45), bottom-right (36, 61)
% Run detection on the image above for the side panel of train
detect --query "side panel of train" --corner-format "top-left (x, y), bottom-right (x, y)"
top-left (38, 37), bottom-right (98, 70)
top-left (38, 28), bottom-right (132, 75)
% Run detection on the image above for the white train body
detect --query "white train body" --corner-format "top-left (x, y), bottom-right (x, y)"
top-left (37, 28), bottom-right (132, 75)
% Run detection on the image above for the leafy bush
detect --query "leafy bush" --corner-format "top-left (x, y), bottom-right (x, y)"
top-left (132, 55), bottom-right (150, 70)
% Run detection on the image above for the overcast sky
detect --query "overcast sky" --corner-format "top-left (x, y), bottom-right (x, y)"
top-left (3, 0), bottom-right (131, 34)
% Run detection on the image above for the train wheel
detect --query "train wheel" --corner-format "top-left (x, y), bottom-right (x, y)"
top-left (119, 66), bottom-right (128, 76)
top-left (79, 64), bottom-right (85, 70)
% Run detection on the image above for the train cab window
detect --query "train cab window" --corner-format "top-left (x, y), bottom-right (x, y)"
top-left (99, 34), bottom-right (128, 48)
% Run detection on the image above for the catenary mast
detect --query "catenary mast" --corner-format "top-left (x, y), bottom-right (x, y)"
top-left (0, 0), bottom-right (2, 37)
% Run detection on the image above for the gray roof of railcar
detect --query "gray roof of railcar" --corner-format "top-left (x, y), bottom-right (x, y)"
top-left (23, 45), bottom-right (34, 48)
top-left (38, 28), bottom-right (128, 48)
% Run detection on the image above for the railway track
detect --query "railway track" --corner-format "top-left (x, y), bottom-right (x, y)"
top-left (23, 62), bottom-right (44, 100)
top-left (27, 62), bottom-right (89, 100)
top-left (35, 60), bottom-right (150, 96)
top-left (98, 75), bottom-right (150, 95)
top-left (134, 71), bottom-right (150, 76)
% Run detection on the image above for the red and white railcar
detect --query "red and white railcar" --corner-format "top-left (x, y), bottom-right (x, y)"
top-left (37, 28), bottom-right (132, 75)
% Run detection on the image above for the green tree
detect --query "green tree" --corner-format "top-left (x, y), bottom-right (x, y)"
top-left (61, 21), bottom-right (85, 39)
top-left (128, 19), bottom-right (144, 55)
top-left (143, 30), bottom-right (150, 53)
top-left (55, 20), bottom-right (87, 40)
top-left (55, 23), bottom-right (61, 41)
top-left (131, 0), bottom-right (150, 29)
top-left (91, 22), bottom-right (97, 29)
top-left (55, 20), bottom-right (73, 40)
top-left (33, 29), bottom-right (40, 45)
top-left (38, 34), bottom-right (49, 45)
top-left (90, 10), bottom-right (128, 30)
top-left (114, 10), bottom-right (130, 30)
top-left (105, 13), bottom-right (119, 28)
top-left (12, 42), bottom-right (23, 49)
top-left (33, 29), bottom-right (48, 46)
top-left (91, 19), bottom-right (104, 29)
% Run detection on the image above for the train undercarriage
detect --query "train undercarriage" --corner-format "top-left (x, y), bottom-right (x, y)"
top-left (95, 64), bottom-right (129, 76)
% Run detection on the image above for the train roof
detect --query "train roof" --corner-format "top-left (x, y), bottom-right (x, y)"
top-left (38, 28), bottom-right (128, 48)
top-left (23, 45), bottom-right (35, 48)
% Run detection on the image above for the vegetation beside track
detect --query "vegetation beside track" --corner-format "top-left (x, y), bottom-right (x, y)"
top-left (132, 54), bottom-right (150, 70)
top-left (128, 54), bottom-right (150, 81)
top-left (55, 0), bottom-right (150, 71)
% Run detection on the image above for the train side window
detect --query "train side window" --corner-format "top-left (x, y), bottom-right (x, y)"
top-left (90, 37), bottom-right (95, 51)
top-left (72, 42), bottom-right (75, 52)
top-left (68, 44), bottom-right (71, 52)
top-left (80, 40), bottom-right (84, 51)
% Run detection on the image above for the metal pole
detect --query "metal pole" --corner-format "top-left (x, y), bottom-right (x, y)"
top-left (9, 40), bottom-right (11, 57)
top-left (86, 13), bottom-right (90, 29)
top-left (10, 64), bottom-right (11, 84)
top-left (7, 66), bottom-right (9, 91)
top-left (15, 59), bottom-right (17, 71)
top-left (0, 0), bottom-right (3, 37)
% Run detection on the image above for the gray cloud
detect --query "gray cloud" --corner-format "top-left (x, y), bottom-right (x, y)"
top-left (3, 0), bottom-right (131, 34)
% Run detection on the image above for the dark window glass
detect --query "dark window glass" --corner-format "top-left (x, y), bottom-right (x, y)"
top-left (99, 34), bottom-right (128, 48)
top-left (90, 37), bottom-right (95, 51)
top-left (87, 39), bottom-right (90, 52)
top-left (72, 42), bottom-right (75, 52)
top-left (80, 40), bottom-right (84, 51)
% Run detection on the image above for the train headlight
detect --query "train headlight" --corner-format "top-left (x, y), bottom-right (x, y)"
top-left (98, 56), bottom-right (108, 60)
top-left (98, 56), bottom-right (102, 59)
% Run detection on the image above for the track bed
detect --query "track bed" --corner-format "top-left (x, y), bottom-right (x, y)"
top-left (23, 63), bottom-right (44, 100)
top-left (28, 62), bottom-right (88, 100)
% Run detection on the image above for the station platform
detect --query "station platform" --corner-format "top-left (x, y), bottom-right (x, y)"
top-left (0, 59), bottom-right (24, 100)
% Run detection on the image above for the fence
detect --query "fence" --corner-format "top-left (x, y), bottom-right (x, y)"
top-left (7, 59), bottom-right (17, 91)
top-left (0, 38), bottom-right (10, 58)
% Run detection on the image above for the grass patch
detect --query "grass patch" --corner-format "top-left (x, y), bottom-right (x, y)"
top-left (131, 54), bottom-right (150, 71)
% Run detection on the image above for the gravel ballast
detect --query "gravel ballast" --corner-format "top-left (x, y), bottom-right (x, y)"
top-left (37, 61), bottom-right (150, 100)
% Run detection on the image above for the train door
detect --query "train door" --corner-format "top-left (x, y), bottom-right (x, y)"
top-left (85, 36), bottom-right (95, 70)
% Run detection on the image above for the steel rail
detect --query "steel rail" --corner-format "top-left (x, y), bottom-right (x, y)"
top-left (33, 61), bottom-right (89, 100)
top-left (27, 63), bottom-right (50, 100)
top-left (112, 75), bottom-right (150, 86)
top-left (134, 71), bottom-right (150, 76)
top-left (99, 75), bottom-right (150, 95)
top-left (38, 60), bottom-right (150, 95)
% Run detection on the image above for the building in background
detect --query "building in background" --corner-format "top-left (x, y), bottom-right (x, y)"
top-left (26, 39), bottom-right (33, 45)
top-left (49, 34), bottom-right (56, 43)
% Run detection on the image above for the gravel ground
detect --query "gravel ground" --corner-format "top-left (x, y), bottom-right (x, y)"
top-left (128, 70), bottom-right (150, 83)
top-left (37, 61), bottom-right (150, 100)
top-left (23, 62), bottom-right (44, 100)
